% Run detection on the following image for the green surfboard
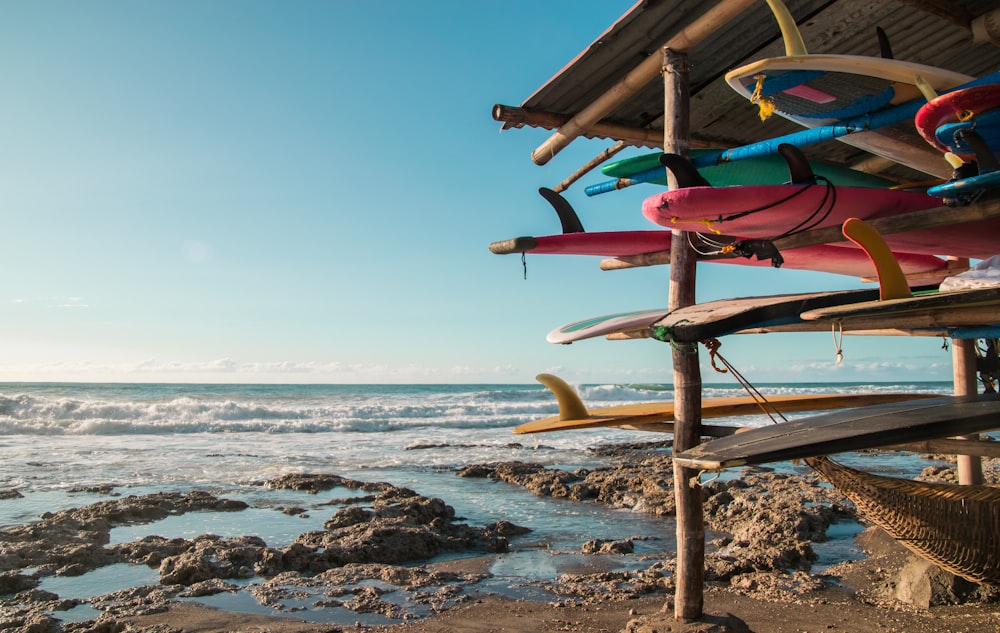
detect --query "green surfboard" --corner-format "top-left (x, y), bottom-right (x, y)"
top-left (600, 149), bottom-right (896, 188)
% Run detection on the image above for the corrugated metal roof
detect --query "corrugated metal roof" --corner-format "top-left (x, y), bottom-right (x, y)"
top-left (497, 0), bottom-right (1000, 180)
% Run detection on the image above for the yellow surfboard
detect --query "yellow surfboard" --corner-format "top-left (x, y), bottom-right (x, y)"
top-left (514, 374), bottom-right (937, 435)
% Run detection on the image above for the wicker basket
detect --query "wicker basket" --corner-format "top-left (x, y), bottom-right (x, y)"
top-left (806, 456), bottom-right (1000, 584)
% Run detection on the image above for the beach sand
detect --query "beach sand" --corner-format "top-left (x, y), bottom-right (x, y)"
top-left (5, 450), bottom-right (1000, 632)
top-left (119, 557), bottom-right (1000, 633)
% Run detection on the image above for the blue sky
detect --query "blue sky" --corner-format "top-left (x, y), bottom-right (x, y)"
top-left (0, 1), bottom-right (956, 384)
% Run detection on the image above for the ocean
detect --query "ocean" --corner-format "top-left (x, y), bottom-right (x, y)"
top-left (0, 380), bottom-right (956, 624)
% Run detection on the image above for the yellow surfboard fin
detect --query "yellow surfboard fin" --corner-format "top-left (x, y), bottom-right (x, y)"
top-left (536, 373), bottom-right (589, 421)
top-left (842, 218), bottom-right (912, 301)
top-left (764, 0), bottom-right (808, 56)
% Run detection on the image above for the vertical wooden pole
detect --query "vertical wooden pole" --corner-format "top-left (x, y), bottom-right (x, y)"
top-left (663, 47), bottom-right (704, 621)
top-left (953, 338), bottom-right (985, 485)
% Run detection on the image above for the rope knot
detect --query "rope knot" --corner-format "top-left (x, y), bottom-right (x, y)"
top-left (703, 338), bottom-right (729, 374)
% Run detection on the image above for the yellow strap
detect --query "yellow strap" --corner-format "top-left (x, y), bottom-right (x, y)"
top-left (671, 216), bottom-right (721, 234)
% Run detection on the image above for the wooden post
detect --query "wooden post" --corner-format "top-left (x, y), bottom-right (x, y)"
top-left (953, 338), bottom-right (985, 485)
top-left (663, 47), bottom-right (704, 622)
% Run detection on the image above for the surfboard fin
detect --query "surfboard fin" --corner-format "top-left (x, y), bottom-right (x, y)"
top-left (764, 0), bottom-right (808, 56)
top-left (536, 374), bottom-right (590, 421)
top-left (956, 129), bottom-right (1000, 175)
top-left (777, 143), bottom-right (817, 185)
top-left (538, 187), bottom-right (585, 234)
top-left (876, 27), bottom-right (893, 60)
top-left (658, 154), bottom-right (712, 189)
top-left (842, 218), bottom-right (912, 301)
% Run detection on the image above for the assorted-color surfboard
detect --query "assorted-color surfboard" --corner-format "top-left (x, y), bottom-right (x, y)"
top-left (489, 231), bottom-right (672, 257)
top-left (648, 288), bottom-right (883, 344)
top-left (725, 55), bottom-right (971, 126)
top-left (723, 0), bottom-right (974, 177)
top-left (916, 83), bottom-right (1000, 202)
top-left (514, 374), bottom-right (937, 435)
top-left (801, 287), bottom-right (1000, 324)
top-left (589, 148), bottom-right (895, 194)
top-left (673, 394), bottom-right (1000, 470)
top-left (640, 183), bottom-right (941, 237)
top-left (914, 84), bottom-right (1000, 155)
top-left (636, 149), bottom-right (998, 261)
top-left (548, 288), bottom-right (883, 345)
top-left (490, 231), bottom-right (950, 282)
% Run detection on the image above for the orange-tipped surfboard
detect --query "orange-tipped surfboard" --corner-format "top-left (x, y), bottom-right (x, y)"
top-left (513, 374), bottom-right (937, 435)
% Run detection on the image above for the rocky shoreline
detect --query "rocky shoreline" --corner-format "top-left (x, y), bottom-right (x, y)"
top-left (1, 441), bottom-right (998, 632)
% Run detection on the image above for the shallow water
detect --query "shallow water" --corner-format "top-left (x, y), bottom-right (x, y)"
top-left (0, 380), bottom-right (960, 625)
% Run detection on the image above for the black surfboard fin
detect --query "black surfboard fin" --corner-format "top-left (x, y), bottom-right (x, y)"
top-left (658, 153), bottom-right (711, 188)
top-left (777, 143), bottom-right (817, 185)
top-left (876, 27), bottom-right (893, 60)
top-left (957, 129), bottom-right (1000, 174)
top-left (538, 187), bottom-right (585, 234)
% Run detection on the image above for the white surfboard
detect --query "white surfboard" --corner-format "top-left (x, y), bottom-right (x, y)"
top-left (723, 0), bottom-right (974, 177)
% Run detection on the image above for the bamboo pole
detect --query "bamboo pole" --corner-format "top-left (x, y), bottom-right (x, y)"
top-left (953, 338), bottom-right (986, 485)
top-left (529, 0), bottom-right (757, 166)
top-left (553, 113), bottom-right (669, 193)
top-left (663, 47), bottom-right (704, 622)
top-left (552, 142), bottom-right (628, 193)
top-left (492, 104), bottom-right (666, 149)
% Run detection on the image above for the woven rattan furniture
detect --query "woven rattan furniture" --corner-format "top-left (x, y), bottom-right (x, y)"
top-left (807, 456), bottom-right (1000, 584)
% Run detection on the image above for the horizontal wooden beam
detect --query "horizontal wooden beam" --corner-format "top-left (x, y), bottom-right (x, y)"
top-left (612, 422), bottom-right (741, 436)
top-left (893, 0), bottom-right (974, 30)
top-left (493, 104), bottom-right (666, 149)
top-left (889, 437), bottom-right (1000, 458)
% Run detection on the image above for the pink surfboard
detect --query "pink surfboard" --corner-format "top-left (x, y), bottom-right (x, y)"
top-left (489, 231), bottom-right (950, 282)
top-left (870, 216), bottom-right (1000, 261)
top-left (489, 231), bottom-right (671, 257)
top-left (641, 185), bottom-right (942, 238)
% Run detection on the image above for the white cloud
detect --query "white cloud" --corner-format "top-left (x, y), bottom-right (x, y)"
top-left (0, 358), bottom-right (538, 383)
